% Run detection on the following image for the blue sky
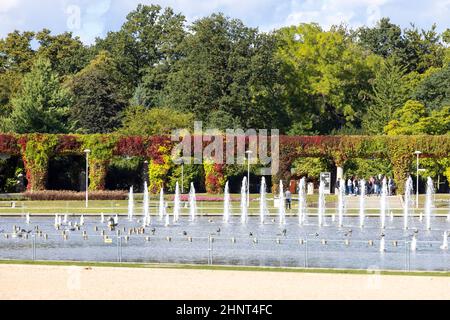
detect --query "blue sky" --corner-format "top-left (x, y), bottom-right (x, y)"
top-left (0, 0), bottom-right (449, 44)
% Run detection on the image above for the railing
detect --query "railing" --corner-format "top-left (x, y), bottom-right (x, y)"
top-left (0, 233), bottom-right (448, 272)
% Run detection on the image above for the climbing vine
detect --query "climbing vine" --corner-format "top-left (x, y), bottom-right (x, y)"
top-left (204, 159), bottom-right (226, 194)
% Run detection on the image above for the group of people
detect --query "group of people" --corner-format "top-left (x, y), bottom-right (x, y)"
top-left (338, 175), bottom-right (397, 196)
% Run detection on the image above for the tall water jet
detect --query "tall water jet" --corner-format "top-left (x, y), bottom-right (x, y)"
top-left (63, 214), bottom-right (68, 224)
top-left (379, 236), bottom-right (386, 253)
top-left (337, 178), bottom-right (345, 227)
top-left (404, 177), bottom-right (413, 230)
top-left (411, 235), bottom-right (417, 252)
top-left (54, 214), bottom-right (59, 227)
top-left (259, 178), bottom-right (268, 225)
top-left (380, 178), bottom-right (388, 229)
top-left (189, 183), bottom-right (197, 222)
top-left (224, 181), bottom-right (231, 224)
top-left (25, 213), bottom-right (30, 224)
top-left (114, 214), bottom-right (119, 225)
top-left (159, 188), bottom-right (165, 221)
top-left (441, 231), bottom-right (448, 250)
top-left (279, 181), bottom-right (286, 226)
top-left (240, 177), bottom-right (248, 224)
top-left (128, 186), bottom-right (134, 221)
top-left (425, 177), bottom-right (434, 230)
top-left (359, 179), bottom-right (366, 228)
top-left (101, 213), bottom-right (105, 224)
top-left (173, 182), bottom-right (181, 223)
top-left (298, 178), bottom-right (307, 225)
top-left (80, 215), bottom-right (85, 226)
top-left (318, 180), bottom-right (326, 227)
top-left (164, 207), bottom-right (170, 227)
top-left (143, 182), bottom-right (150, 226)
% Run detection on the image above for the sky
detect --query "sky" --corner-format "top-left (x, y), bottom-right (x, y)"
top-left (0, 0), bottom-right (449, 44)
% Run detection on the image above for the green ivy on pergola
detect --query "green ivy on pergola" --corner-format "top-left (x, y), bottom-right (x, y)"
top-left (0, 134), bottom-right (449, 194)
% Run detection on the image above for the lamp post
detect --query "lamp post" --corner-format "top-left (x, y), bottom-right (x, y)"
top-left (246, 150), bottom-right (253, 207)
top-left (414, 151), bottom-right (422, 209)
top-left (84, 149), bottom-right (91, 208)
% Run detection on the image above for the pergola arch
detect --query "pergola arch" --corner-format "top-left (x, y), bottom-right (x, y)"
top-left (0, 134), bottom-right (448, 194)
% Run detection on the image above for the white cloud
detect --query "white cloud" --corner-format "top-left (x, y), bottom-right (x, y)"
top-left (0, 0), bottom-right (20, 13)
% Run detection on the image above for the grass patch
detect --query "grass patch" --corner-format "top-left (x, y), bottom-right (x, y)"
top-left (0, 259), bottom-right (449, 277)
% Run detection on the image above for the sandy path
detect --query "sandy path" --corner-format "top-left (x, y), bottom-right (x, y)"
top-left (0, 264), bottom-right (449, 300)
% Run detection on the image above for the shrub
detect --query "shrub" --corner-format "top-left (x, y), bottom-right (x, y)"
top-left (23, 190), bottom-right (128, 201)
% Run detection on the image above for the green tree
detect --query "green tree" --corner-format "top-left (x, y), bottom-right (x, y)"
top-left (35, 29), bottom-right (91, 77)
top-left (2, 57), bottom-right (71, 133)
top-left (95, 4), bottom-right (186, 98)
top-left (164, 14), bottom-right (287, 130)
top-left (413, 64), bottom-right (450, 111)
top-left (67, 51), bottom-right (127, 133)
top-left (118, 106), bottom-right (194, 136)
top-left (362, 58), bottom-right (411, 134)
top-left (384, 100), bottom-right (450, 135)
top-left (277, 23), bottom-right (379, 134)
top-left (0, 30), bottom-right (35, 73)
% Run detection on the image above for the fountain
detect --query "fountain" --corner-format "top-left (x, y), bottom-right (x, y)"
top-left (80, 215), bottom-right (85, 226)
top-left (101, 213), bottom-right (105, 224)
top-left (143, 182), bottom-right (150, 226)
top-left (380, 178), bottom-right (388, 229)
top-left (114, 214), bottom-right (119, 225)
top-left (441, 231), bottom-right (448, 250)
top-left (128, 186), bottom-right (134, 221)
top-left (379, 236), bottom-right (386, 253)
top-left (259, 178), bottom-right (268, 224)
top-left (411, 235), bottom-right (417, 252)
top-left (425, 177), bottom-right (434, 230)
top-left (278, 181), bottom-right (286, 226)
top-left (359, 179), bottom-right (366, 228)
top-left (159, 188), bottom-right (165, 221)
top-left (404, 177), bottom-right (413, 230)
top-left (298, 178), bottom-right (307, 225)
top-left (318, 180), bottom-right (325, 227)
top-left (25, 213), bottom-right (30, 224)
top-left (240, 177), bottom-right (248, 224)
top-left (337, 178), bottom-right (345, 227)
top-left (224, 181), bottom-right (231, 224)
top-left (165, 207), bottom-right (170, 227)
top-left (173, 182), bottom-right (181, 223)
top-left (63, 214), bottom-right (68, 224)
top-left (189, 183), bottom-right (197, 222)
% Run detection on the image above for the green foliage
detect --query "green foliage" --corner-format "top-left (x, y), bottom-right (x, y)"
top-left (344, 158), bottom-right (393, 179)
top-left (167, 163), bottom-right (204, 193)
top-left (164, 13), bottom-right (287, 130)
top-left (413, 64), bottom-right (450, 111)
top-left (292, 157), bottom-right (331, 182)
top-left (277, 24), bottom-right (380, 134)
top-left (0, 31), bottom-right (35, 73)
top-left (118, 106), bottom-right (194, 136)
top-left (4, 57), bottom-right (71, 133)
top-left (67, 51), bottom-right (127, 133)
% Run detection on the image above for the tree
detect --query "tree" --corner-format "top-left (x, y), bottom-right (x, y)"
top-left (95, 4), bottom-right (186, 98)
top-left (118, 106), bottom-right (194, 136)
top-left (384, 100), bottom-right (450, 135)
top-left (362, 58), bottom-right (411, 134)
top-left (35, 29), bottom-right (91, 77)
top-left (0, 30), bottom-right (35, 73)
top-left (276, 24), bottom-right (380, 134)
top-left (67, 51), bottom-right (127, 133)
top-left (2, 58), bottom-right (71, 133)
top-left (164, 14), bottom-right (288, 130)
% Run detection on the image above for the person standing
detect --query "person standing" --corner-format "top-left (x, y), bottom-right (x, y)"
top-left (285, 189), bottom-right (292, 210)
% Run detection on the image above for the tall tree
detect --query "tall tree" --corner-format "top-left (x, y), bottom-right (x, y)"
top-left (67, 51), bottom-right (127, 133)
top-left (0, 30), bottom-right (35, 73)
top-left (413, 64), bottom-right (450, 111)
top-left (277, 24), bottom-right (380, 134)
top-left (95, 4), bottom-right (186, 98)
top-left (35, 29), bottom-right (91, 77)
top-left (2, 58), bottom-right (71, 133)
top-left (164, 14), bottom-right (287, 130)
top-left (362, 58), bottom-right (411, 134)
